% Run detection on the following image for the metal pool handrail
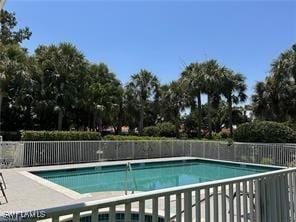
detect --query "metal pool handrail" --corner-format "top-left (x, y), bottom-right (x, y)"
top-left (125, 162), bottom-right (137, 195)
top-left (22, 167), bottom-right (296, 222)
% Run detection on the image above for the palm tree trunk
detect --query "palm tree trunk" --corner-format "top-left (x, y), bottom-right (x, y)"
top-left (92, 110), bottom-right (96, 130)
top-left (175, 114), bottom-right (180, 138)
top-left (58, 110), bottom-right (63, 130)
top-left (197, 91), bottom-right (202, 138)
top-left (207, 94), bottom-right (212, 138)
top-left (228, 95), bottom-right (233, 136)
top-left (98, 117), bottom-right (102, 132)
top-left (139, 99), bottom-right (144, 135)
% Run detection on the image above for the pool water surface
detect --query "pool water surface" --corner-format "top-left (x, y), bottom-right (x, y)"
top-left (33, 159), bottom-right (278, 193)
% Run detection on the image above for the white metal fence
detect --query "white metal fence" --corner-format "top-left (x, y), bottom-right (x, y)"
top-left (17, 141), bottom-right (296, 167)
top-left (0, 141), bottom-right (24, 167)
top-left (17, 167), bottom-right (295, 222)
top-left (1, 140), bottom-right (296, 167)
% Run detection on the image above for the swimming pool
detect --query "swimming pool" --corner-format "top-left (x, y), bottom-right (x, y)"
top-left (33, 159), bottom-right (279, 194)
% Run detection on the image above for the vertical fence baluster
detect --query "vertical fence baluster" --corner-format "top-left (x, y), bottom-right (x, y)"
top-left (255, 179), bottom-right (261, 222)
top-left (205, 187), bottom-right (210, 222)
top-left (242, 181), bottom-right (248, 222)
top-left (52, 216), bottom-right (59, 222)
top-left (229, 183), bottom-right (234, 222)
top-left (249, 180), bottom-right (254, 222)
top-left (125, 203), bottom-right (131, 222)
top-left (184, 191), bottom-right (192, 222)
top-left (92, 207), bottom-right (98, 222)
top-left (139, 200), bottom-right (145, 222)
top-left (236, 182), bottom-right (241, 222)
top-left (293, 172), bottom-right (296, 221)
top-left (195, 188), bottom-right (201, 222)
top-left (176, 193), bottom-right (182, 222)
top-left (164, 195), bottom-right (170, 222)
top-left (152, 197), bottom-right (158, 222)
top-left (276, 174), bottom-right (282, 222)
top-left (270, 176), bottom-right (277, 222)
top-left (281, 173), bottom-right (289, 222)
top-left (213, 186), bottom-right (218, 222)
top-left (109, 205), bottom-right (116, 222)
top-left (72, 212), bottom-right (80, 222)
top-left (221, 184), bottom-right (226, 222)
top-left (289, 173), bottom-right (295, 222)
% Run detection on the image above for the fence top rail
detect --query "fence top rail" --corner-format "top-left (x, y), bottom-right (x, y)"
top-left (8, 140), bottom-right (296, 146)
top-left (28, 167), bottom-right (296, 218)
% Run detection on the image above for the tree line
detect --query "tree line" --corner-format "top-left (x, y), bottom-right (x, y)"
top-left (0, 9), bottom-right (295, 139)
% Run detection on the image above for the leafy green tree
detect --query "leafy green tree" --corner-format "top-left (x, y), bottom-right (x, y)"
top-left (0, 10), bottom-right (31, 44)
top-left (126, 70), bottom-right (159, 135)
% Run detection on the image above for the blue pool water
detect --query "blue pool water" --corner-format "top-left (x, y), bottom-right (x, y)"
top-left (33, 159), bottom-right (277, 193)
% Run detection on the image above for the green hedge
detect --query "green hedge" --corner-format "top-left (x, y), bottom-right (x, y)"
top-left (158, 122), bottom-right (176, 137)
top-left (284, 120), bottom-right (296, 131)
top-left (143, 122), bottom-right (176, 137)
top-left (102, 135), bottom-right (172, 141)
top-left (143, 126), bottom-right (159, 137)
top-left (21, 131), bottom-right (101, 141)
top-left (233, 121), bottom-right (296, 143)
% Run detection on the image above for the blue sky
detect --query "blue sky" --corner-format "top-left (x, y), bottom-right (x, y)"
top-left (5, 0), bottom-right (296, 99)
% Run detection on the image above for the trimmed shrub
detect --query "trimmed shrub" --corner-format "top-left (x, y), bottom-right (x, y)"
top-left (143, 126), bottom-right (160, 137)
top-left (143, 122), bottom-right (176, 137)
top-left (21, 131), bottom-right (101, 141)
top-left (102, 135), bottom-right (171, 141)
top-left (284, 120), bottom-right (296, 131)
top-left (233, 121), bottom-right (296, 143)
top-left (157, 122), bottom-right (176, 137)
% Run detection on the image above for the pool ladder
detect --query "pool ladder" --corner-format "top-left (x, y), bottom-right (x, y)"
top-left (125, 162), bottom-right (137, 195)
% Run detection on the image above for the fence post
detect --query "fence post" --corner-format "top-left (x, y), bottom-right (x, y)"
top-left (79, 141), bottom-right (82, 163)
top-left (116, 141), bottom-right (119, 160)
top-left (234, 143), bottom-right (237, 161)
top-left (132, 141), bottom-right (135, 159)
top-left (203, 142), bottom-right (206, 158)
top-left (218, 143), bottom-right (220, 160)
top-left (32, 141), bottom-right (36, 166)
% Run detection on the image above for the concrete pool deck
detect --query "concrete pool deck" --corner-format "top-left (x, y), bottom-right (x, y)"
top-left (0, 157), bottom-right (197, 212)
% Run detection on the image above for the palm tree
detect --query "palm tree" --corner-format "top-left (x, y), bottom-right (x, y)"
top-left (159, 81), bottom-right (184, 137)
top-left (126, 70), bottom-right (159, 135)
top-left (251, 44), bottom-right (296, 122)
top-left (0, 43), bottom-right (30, 131)
top-left (222, 69), bottom-right (247, 136)
top-left (34, 43), bottom-right (86, 130)
top-left (88, 63), bottom-right (123, 132)
top-left (201, 60), bottom-right (223, 138)
top-left (181, 62), bottom-right (204, 137)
